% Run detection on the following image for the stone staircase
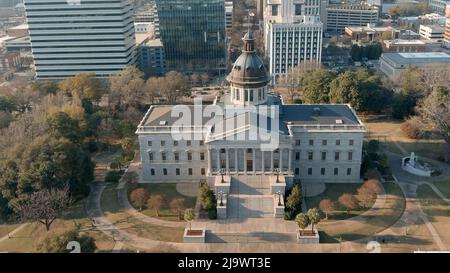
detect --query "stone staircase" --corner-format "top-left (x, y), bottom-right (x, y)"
top-left (227, 176), bottom-right (274, 218)
top-left (206, 232), bottom-right (297, 243)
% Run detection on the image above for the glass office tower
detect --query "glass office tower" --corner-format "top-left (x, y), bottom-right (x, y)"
top-left (155, 0), bottom-right (226, 73)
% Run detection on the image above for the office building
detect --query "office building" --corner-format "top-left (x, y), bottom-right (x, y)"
top-left (325, 4), bottom-right (379, 33)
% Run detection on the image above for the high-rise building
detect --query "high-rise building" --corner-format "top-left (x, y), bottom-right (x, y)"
top-left (24, 0), bottom-right (136, 80)
top-left (264, 0), bottom-right (323, 78)
top-left (155, 0), bottom-right (226, 73)
top-left (443, 17), bottom-right (450, 48)
top-left (429, 0), bottom-right (450, 15)
top-left (325, 4), bottom-right (379, 33)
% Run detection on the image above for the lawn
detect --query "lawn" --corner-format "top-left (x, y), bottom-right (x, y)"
top-left (318, 182), bottom-right (406, 242)
top-left (305, 183), bottom-right (375, 220)
top-left (416, 184), bottom-right (450, 247)
top-left (127, 183), bottom-right (197, 222)
top-left (432, 180), bottom-right (450, 199)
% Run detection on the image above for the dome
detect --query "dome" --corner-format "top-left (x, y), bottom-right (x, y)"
top-left (226, 31), bottom-right (270, 88)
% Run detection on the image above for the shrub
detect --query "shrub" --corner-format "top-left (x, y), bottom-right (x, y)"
top-left (401, 118), bottom-right (422, 139)
top-left (104, 170), bottom-right (122, 183)
top-left (199, 184), bottom-right (216, 210)
top-left (207, 208), bottom-right (217, 219)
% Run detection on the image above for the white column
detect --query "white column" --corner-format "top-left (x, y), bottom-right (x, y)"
top-left (279, 148), bottom-right (283, 172)
top-left (247, 89), bottom-right (250, 104)
top-left (244, 149), bottom-right (247, 173)
top-left (271, 151), bottom-right (274, 172)
top-left (288, 149), bottom-right (292, 173)
top-left (217, 148), bottom-right (221, 171)
top-left (225, 148), bottom-right (229, 174)
top-left (208, 148), bottom-right (212, 175)
top-left (252, 148), bottom-right (256, 174)
top-left (261, 150), bottom-right (265, 173)
top-left (235, 148), bottom-right (238, 173)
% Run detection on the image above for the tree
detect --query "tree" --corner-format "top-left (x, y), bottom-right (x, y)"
top-left (109, 66), bottom-right (146, 110)
top-left (161, 71), bottom-right (191, 104)
top-left (364, 179), bottom-right (383, 195)
top-left (338, 193), bottom-right (359, 214)
top-left (15, 186), bottom-right (71, 231)
top-left (37, 229), bottom-right (96, 253)
top-left (184, 208), bottom-right (195, 230)
top-left (319, 199), bottom-right (336, 220)
top-left (295, 213), bottom-right (310, 232)
top-left (58, 73), bottom-right (104, 102)
top-left (307, 208), bottom-right (321, 232)
top-left (129, 188), bottom-right (148, 211)
top-left (147, 194), bottom-right (165, 217)
top-left (356, 184), bottom-right (377, 208)
top-left (47, 111), bottom-right (83, 143)
top-left (199, 184), bottom-right (216, 210)
top-left (301, 69), bottom-right (335, 103)
top-left (145, 77), bottom-right (162, 103)
top-left (200, 73), bottom-right (209, 86)
top-left (285, 185), bottom-right (302, 212)
top-left (122, 171), bottom-right (138, 185)
top-left (416, 86), bottom-right (450, 161)
top-left (170, 198), bottom-right (185, 220)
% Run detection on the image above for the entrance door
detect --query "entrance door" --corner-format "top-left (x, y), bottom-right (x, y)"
top-left (247, 160), bottom-right (253, 172)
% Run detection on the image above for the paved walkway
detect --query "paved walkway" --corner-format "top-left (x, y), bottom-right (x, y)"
top-left (0, 223), bottom-right (28, 243)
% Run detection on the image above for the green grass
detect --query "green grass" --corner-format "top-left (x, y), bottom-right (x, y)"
top-left (432, 181), bottom-right (450, 199)
top-left (101, 184), bottom-right (122, 214)
top-left (305, 183), bottom-right (374, 220)
top-left (128, 183), bottom-right (197, 222)
top-left (317, 182), bottom-right (406, 242)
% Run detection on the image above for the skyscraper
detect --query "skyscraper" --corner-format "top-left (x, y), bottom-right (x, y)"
top-left (24, 0), bottom-right (136, 79)
top-left (155, 0), bottom-right (226, 73)
top-left (264, 0), bottom-right (323, 79)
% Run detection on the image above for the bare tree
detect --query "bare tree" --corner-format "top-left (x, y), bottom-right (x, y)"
top-left (129, 188), bottom-right (148, 211)
top-left (416, 86), bottom-right (450, 161)
top-left (338, 193), bottom-right (359, 214)
top-left (15, 186), bottom-right (71, 231)
top-left (170, 198), bottom-right (185, 220)
top-left (147, 194), bottom-right (165, 217)
top-left (109, 66), bottom-right (145, 110)
top-left (319, 199), bottom-right (336, 220)
top-left (355, 184), bottom-right (377, 208)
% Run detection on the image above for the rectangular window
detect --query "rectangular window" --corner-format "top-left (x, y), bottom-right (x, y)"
top-left (295, 152), bottom-right (300, 160)
top-left (163, 168), bottom-right (168, 175)
top-left (173, 141), bottom-right (178, 146)
top-left (295, 140), bottom-right (301, 146)
top-left (308, 151), bottom-right (313, 160)
top-left (174, 152), bottom-right (179, 161)
top-left (322, 140), bottom-right (327, 146)
top-left (162, 152), bottom-right (167, 161)
top-left (321, 151), bottom-right (327, 161)
top-left (308, 168), bottom-right (313, 175)
top-left (295, 4), bottom-right (302, 15)
top-left (309, 140), bottom-right (314, 146)
top-left (148, 141), bottom-right (152, 146)
top-left (295, 168), bottom-right (300, 175)
top-left (348, 151), bottom-right (353, 161)
top-left (150, 169), bottom-right (155, 175)
top-left (176, 168), bottom-right (180, 175)
top-left (334, 168), bottom-right (338, 175)
top-left (188, 168), bottom-right (193, 175)
top-left (187, 152), bottom-right (192, 161)
top-left (347, 168), bottom-right (352, 175)
top-left (161, 141), bottom-right (165, 146)
top-left (335, 152), bottom-right (340, 161)
top-left (321, 168), bottom-right (325, 175)
top-left (200, 152), bottom-right (205, 161)
top-left (199, 140), bottom-right (204, 146)
top-left (149, 152), bottom-right (153, 161)
top-left (336, 139), bottom-right (341, 146)
top-left (349, 139), bottom-right (354, 146)
top-left (201, 168), bottom-right (206, 175)
top-left (272, 4), bottom-right (278, 16)
top-left (186, 140), bottom-right (191, 146)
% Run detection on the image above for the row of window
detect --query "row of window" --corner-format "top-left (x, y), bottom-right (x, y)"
top-left (150, 168), bottom-right (206, 176)
top-left (295, 139), bottom-right (354, 146)
top-left (148, 140), bottom-right (204, 147)
top-left (149, 151), bottom-right (205, 161)
top-left (295, 167), bottom-right (353, 176)
top-left (296, 151), bottom-right (354, 161)
top-left (232, 88), bottom-right (266, 102)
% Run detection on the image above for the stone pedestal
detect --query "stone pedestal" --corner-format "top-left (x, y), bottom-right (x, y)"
top-left (214, 176), bottom-right (231, 194)
top-left (296, 228), bottom-right (320, 244)
top-left (269, 175), bottom-right (286, 194)
top-left (217, 194), bottom-right (228, 219)
top-left (183, 228), bottom-right (206, 243)
top-left (273, 193), bottom-right (285, 218)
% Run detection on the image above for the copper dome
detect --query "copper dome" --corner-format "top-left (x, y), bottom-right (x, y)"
top-left (226, 31), bottom-right (270, 88)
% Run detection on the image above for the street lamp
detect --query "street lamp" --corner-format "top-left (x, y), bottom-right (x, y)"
top-left (220, 168), bottom-right (226, 183)
top-left (218, 190), bottom-right (224, 206)
top-left (276, 190), bottom-right (282, 206)
top-left (275, 168), bottom-right (280, 183)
